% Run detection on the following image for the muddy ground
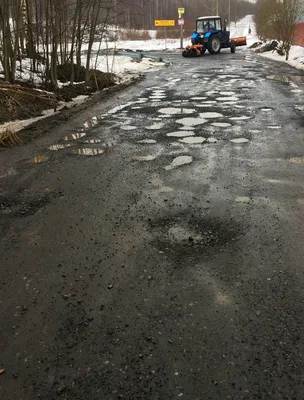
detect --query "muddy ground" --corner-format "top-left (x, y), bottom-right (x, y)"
top-left (0, 50), bottom-right (304, 399)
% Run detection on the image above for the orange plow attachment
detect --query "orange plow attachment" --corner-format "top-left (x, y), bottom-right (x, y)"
top-left (230, 36), bottom-right (247, 47)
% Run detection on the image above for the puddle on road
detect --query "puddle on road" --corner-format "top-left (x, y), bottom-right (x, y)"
top-left (211, 122), bottom-right (231, 128)
top-left (158, 107), bottom-right (195, 115)
top-left (200, 112), bottom-right (224, 119)
top-left (64, 132), bottom-right (86, 141)
top-left (230, 138), bottom-right (249, 143)
top-left (179, 137), bottom-right (206, 144)
top-left (121, 125), bottom-right (137, 131)
top-left (73, 148), bottom-right (104, 156)
top-left (207, 137), bottom-right (218, 143)
top-left (191, 97), bottom-right (207, 101)
top-left (176, 117), bottom-right (208, 126)
top-left (179, 126), bottom-right (195, 131)
top-left (165, 155), bottom-right (193, 171)
top-left (167, 131), bottom-right (195, 137)
top-left (230, 116), bottom-right (251, 121)
top-left (28, 155), bottom-right (50, 164)
top-left (133, 155), bottom-right (156, 161)
top-left (146, 123), bottom-right (165, 130)
top-left (219, 91), bottom-right (236, 96)
top-left (235, 196), bottom-right (251, 203)
top-left (261, 108), bottom-right (273, 112)
top-left (290, 157), bottom-right (304, 164)
top-left (48, 143), bottom-right (73, 151)
top-left (83, 139), bottom-right (103, 144)
top-left (216, 96), bottom-right (239, 102)
top-left (138, 139), bottom-right (157, 144)
top-left (268, 125), bottom-right (281, 129)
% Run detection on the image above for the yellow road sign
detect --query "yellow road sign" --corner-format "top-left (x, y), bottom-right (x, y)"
top-left (178, 8), bottom-right (185, 14)
top-left (154, 20), bottom-right (175, 27)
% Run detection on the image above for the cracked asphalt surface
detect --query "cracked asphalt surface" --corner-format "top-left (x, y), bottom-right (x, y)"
top-left (1, 49), bottom-right (304, 400)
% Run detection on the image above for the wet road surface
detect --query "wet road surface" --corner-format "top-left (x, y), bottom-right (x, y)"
top-left (1, 49), bottom-right (304, 399)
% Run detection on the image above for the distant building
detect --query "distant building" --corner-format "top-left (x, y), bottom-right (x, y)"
top-left (294, 3), bottom-right (304, 45)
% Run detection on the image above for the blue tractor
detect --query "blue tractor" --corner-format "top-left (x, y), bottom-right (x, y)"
top-left (182, 16), bottom-right (246, 57)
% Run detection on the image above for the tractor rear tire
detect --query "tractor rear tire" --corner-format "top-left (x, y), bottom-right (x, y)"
top-left (207, 36), bottom-right (221, 54)
top-left (230, 40), bottom-right (236, 53)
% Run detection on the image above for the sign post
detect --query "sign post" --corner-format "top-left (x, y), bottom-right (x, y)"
top-left (178, 8), bottom-right (185, 49)
top-left (154, 20), bottom-right (176, 50)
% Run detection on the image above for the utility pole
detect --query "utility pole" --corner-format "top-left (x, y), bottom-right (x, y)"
top-left (216, 0), bottom-right (219, 15)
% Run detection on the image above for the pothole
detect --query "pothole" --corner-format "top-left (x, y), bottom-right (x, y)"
top-left (83, 139), bottom-right (103, 144)
top-left (159, 107), bottom-right (196, 115)
top-left (48, 144), bottom-right (73, 151)
top-left (73, 148), bottom-right (104, 156)
top-left (27, 155), bottom-right (50, 164)
top-left (235, 196), bottom-right (251, 203)
top-left (138, 139), bottom-right (157, 144)
top-left (176, 117), bottom-right (208, 126)
top-left (200, 112), bottom-right (224, 119)
top-left (63, 132), bottom-right (86, 141)
top-left (216, 97), bottom-right (239, 102)
top-left (121, 125), bottom-right (137, 131)
top-left (230, 116), bottom-right (251, 121)
top-left (133, 155), bottom-right (156, 161)
top-left (211, 122), bottom-right (231, 128)
top-left (165, 155), bottom-right (193, 170)
top-left (179, 137), bottom-right (206, 144)
top-left (289, 157), bottom-right (304, 164)
top-left (230, 138), bottom-right (249, 143)
top-left (146, 123), bottom-right (165, 130)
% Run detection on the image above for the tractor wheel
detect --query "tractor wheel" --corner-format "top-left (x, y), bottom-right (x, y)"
top-left (200, 48), bottom-right (206, 55)
top-left (207, 36), bottom-right (221, 54)
top-left (230, 40), bottom-right (236, 53)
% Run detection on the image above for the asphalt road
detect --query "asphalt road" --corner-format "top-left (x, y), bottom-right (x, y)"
top-left (1, 49), bottom-right (304, 400)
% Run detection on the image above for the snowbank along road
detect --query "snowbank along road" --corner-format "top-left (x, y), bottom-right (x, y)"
top-left (1, 48), bottom-right (304, 400)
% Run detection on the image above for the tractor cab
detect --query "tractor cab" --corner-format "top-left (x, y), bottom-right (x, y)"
top-left (196, 16), bottom-right (224, 36)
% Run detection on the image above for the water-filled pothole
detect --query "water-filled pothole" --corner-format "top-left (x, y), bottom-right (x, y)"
top-left (158, 107), bottom-right (195, 115)
top-left (28, 155), bottom-right (50, 164)
top-left (165, 155), bottom-right (193, 170)
top-left (167, 131), bottom-right (195, 137)
top-left (179, 137), bottom-right (206, 144)
top-left (73, 148), bottom-right (104, 156)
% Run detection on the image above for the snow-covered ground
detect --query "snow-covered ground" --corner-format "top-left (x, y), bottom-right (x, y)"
top-left (253, 44), bottom-right (304, 71)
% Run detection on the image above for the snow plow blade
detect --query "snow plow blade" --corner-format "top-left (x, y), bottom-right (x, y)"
top-left (230, 36), bottom-right (247, 47)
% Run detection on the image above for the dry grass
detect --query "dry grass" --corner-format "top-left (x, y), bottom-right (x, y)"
top-left (0, 127), bottom-right (23, 147)
top-left (120, 29), bottom-right (151, 41)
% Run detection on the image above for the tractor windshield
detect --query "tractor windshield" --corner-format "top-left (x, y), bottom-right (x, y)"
top-left (197, 19), bottom-right (221, 34)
